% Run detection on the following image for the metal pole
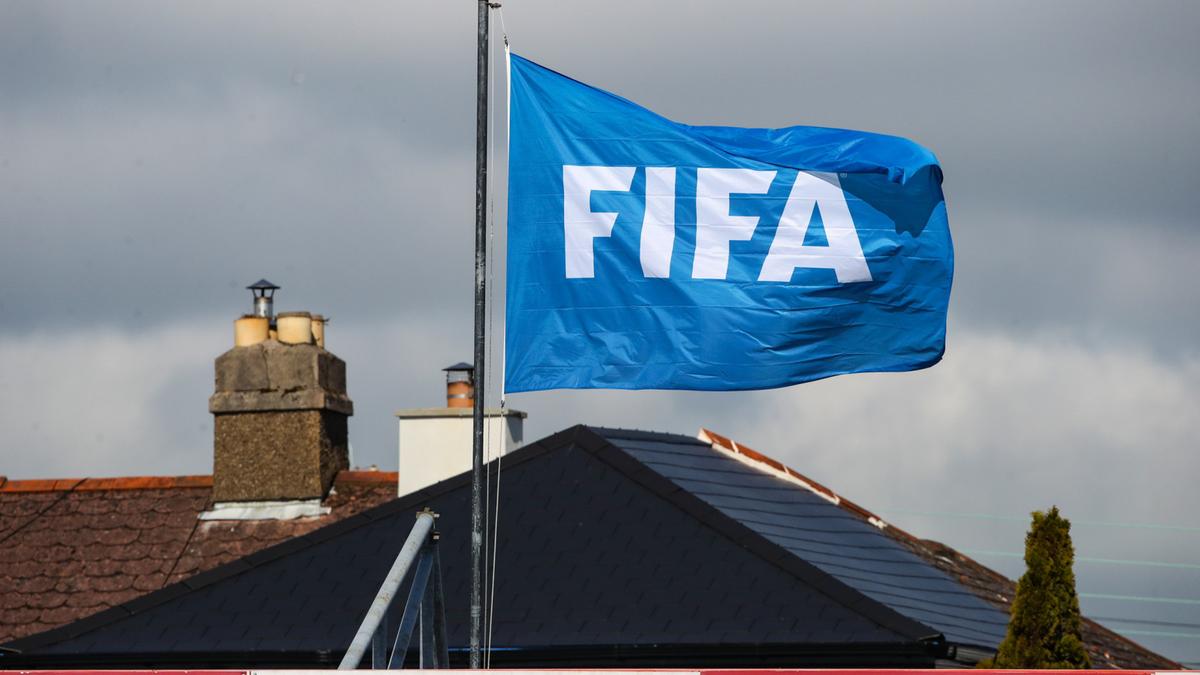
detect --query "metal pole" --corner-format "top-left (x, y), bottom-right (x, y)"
top-left (420, 576), bottom-right (435, 668)
top-left (370, 612), bottom-right (387, 668)
top-left (471, 0), bottom-right (490, 670)
top-left (431, 541), bottom-right (450, 668)
top-left (338, 511), bottom-right (436, 669)
top-left (386, 548), bottom-right (435, 668)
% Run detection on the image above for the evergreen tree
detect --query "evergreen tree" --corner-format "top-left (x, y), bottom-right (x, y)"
top-left (990, 506), bottom-right (1091, 669)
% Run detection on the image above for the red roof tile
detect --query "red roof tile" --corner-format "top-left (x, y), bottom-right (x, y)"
top-left (0, 471), bottom-right (396, 644)
top-left (335, 470), bottom-right (400, 484)
top-left (0, 475), bottom-right (213, 493)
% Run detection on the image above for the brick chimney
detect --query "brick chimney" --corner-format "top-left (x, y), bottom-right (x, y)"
top-left (208, 281), bottom-right (352, 504)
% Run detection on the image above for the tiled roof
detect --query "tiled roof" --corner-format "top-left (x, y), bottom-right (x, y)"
top-left (907, 538), bottom-right (1178, 669)
top-left (0, 471), bottom-right (397, 644)
top-left (607, 428), bottom-right (1009, 649)
top-left (695, 428), bottom-right (1179, 670)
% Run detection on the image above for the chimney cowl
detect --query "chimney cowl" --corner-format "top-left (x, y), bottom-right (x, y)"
top-left (247, 279), bottom-right (280, 320)
top-left (443, 362), bottom-right (474, 408)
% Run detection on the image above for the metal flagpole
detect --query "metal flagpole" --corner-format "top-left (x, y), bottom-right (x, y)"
top-left (471, 0), bottom-right (489, 669)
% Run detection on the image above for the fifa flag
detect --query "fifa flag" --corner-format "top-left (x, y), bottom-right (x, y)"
top-left (504, 54), bottom-right (953, 393)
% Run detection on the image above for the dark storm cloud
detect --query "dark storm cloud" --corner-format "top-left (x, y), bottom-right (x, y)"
top-left (2, 0), bottom-right (1197, 346)
top-left (0, 0), bottom-right (480, 330)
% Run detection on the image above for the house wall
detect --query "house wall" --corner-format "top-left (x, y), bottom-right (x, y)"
top-left (396, 412), bottom-right (521, 496)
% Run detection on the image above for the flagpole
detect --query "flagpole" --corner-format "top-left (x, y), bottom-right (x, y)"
top-left (470, 0), bottom-right (489, 669)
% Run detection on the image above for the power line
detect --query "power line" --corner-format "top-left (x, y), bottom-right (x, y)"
top-left (1081, 592), bottom-right (1200, 606)
top-left (963, 549), bottom-right (1200, 571)
top-left (1093, 616), bottom-right (1200, 630)
top-left (1115, 629), bottom-right (1200, 640)
top-left (881, 507), bottom-right (1200, 534)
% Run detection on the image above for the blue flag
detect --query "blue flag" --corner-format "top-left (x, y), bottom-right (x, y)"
top-left (504, 54), bottom-right (953, 393)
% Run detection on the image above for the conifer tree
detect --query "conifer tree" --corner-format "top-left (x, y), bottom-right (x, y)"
top-left (991, 506), bottom-right (1091, 669)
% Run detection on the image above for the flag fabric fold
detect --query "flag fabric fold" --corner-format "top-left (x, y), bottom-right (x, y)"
top-left (504, 53), bottom-right (953, 393)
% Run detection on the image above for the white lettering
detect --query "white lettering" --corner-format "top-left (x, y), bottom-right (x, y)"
top-left (563, 165), bottom-right (636, 279)
top-left (758, 172), bottom-right (872, 284)
top-left (693, 168), bottom-right (776, 280)
top-left (639, 167), bottom-right (676, 278)
top-left (560, 165), bottom-right (872, 285)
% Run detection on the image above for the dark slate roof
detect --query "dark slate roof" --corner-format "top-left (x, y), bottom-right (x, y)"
top-left (5, 426), bottom-right (947, 669)
top-left (692, 428), bottom-right (1180, 671)
top-left (906, 538), bottom-right (1180, 669)
top-left (606, 429), bottom-right (1009, 649)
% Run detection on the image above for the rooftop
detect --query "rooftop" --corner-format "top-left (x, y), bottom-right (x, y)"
top-left (0, 426), bottom-right (1177, 670)
top-left (0, 470), bottom-right (397, 644)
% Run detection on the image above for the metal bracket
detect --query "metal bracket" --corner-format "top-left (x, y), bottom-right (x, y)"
top-left (338, 510), bottom-right (448, 669)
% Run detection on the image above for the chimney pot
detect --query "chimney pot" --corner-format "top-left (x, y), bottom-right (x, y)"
top-left (234, 314), bottom-right (269, 347)
top-left (311, 315), bottom-right (327, 348)
top-left (276, 311), bottom-right (314, 345)
top-left (443, 362), bottom-right (475, 408)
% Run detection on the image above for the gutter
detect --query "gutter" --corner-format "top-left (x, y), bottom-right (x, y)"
top-left (0, 641), bottom-right (945, 670)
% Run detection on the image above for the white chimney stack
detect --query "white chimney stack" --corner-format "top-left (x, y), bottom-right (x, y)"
top-left (395, 363), bottom-right (526, 496)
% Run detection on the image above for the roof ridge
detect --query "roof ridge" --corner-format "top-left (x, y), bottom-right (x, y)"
top-left (0, 469), bottom-right (402, 494)
top-left (0, 478), bottom-right (85, 549)
top-left (695, 430), bottom-right (1030, 587)
top-left (578, 426), bottom-right (944, 646)
top-left (698, 428), bottom-right (900, 530)
top-left (698, 428), bottom-right (978, 557)
top-left (585, 426), bottom-right (704, 445)
top-left (0, 475), bottom-right (212, 493)
top-left (335, 470), bottom-right (399, 484)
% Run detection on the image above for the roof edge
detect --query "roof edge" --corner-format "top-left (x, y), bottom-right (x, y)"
top-left (699, 428), bottom-right (893, 529)
top-left (334, 470), bottom-right (399, 484)
top-left (576, 426), bottom-right (945, 646)
top-left (0, 639), bottom-right (945, 669)
top-left (0, 476), bottom-right (210, 493)
top-left (0, 469), bottom-right (403, 494)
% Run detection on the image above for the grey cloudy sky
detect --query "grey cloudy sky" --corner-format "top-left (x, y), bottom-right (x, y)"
top-left (2, 0), bottom-right (1198, 663)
